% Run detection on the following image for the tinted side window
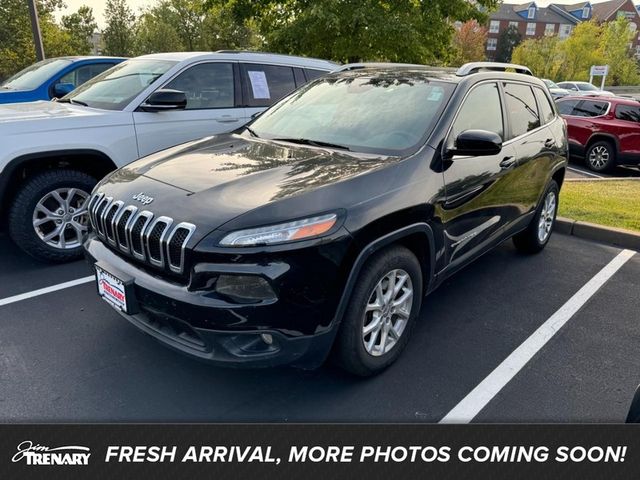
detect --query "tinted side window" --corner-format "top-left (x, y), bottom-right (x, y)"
top-left (557, 99), bottom-right (580, 115)
top-left (573, 100), bottom-right (608, 117)
top-left (503, 83), bottom-right (540, 138)
top-left (305, 69), bottom-right (326, 81)
top-left (165, 62), bottom-right (234, 109)
top-left (58, 63), bottom-right (115, 87)
top-left (615, 104), bottom-right (640, 123)
top-left (534, 87), bottom-right (555, 124)
top-left (451, 82), bottom-right (503, 143)
top-left (241, 64), bottom-right (296, 107)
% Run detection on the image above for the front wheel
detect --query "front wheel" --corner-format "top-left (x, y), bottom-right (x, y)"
top-left (332, 245), bottom-right (423, 376)
top-left (8, 170), bottom-right (97, 263)
top-left (513, 180), bottom-right (559, 254)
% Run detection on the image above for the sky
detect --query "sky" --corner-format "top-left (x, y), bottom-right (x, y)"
top-left (54, 0), bottom-right (640, 30)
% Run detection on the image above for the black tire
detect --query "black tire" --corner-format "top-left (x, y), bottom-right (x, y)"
top-left (8, 169), bottom-right (97, 263)
top-left (513, 180), bottom-right (559, 254)
top-left (585, 140), bottom-right (616, 173)
top-left (332, 245), bottom-right (423, 376)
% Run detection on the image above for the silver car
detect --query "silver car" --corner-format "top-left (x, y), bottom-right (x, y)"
top-left (556, 81), bottom-right (615, 97)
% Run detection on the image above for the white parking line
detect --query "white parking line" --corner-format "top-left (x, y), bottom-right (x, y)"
top-left (567, 166), bottom-right (604, 179)
top-left (440, 248), bottom-right (636, 424)
top-left (0, 276), bottom-right (95, 308)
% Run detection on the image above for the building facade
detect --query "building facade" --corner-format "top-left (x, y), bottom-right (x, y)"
top-left (486, 1), bottom-right (640, 59)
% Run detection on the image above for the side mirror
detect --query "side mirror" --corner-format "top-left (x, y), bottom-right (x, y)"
top-left (140, 89), bottom-right (187, 112)
top-left (626, 385), bottom-right (640, 423)
top-left (52, 82), bottom-right (75, 98)
top-left (449, 129), bottom-right (502, 157)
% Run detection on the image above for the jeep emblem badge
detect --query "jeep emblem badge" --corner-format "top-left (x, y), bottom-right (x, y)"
top-left (132, 192), bottom-right (154, 205)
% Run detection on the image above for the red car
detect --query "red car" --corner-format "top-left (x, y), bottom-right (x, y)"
top-left (557, 96), bottom-right (640, 173)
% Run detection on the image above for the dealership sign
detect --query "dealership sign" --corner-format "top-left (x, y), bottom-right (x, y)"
top-left (590, 65), bottom-right (609, 76)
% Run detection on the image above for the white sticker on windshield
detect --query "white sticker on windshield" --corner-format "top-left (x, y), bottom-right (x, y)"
top-left (427, 87), bottom-right (444, 102)
top-left (248, 71), bottom-right (271, 99)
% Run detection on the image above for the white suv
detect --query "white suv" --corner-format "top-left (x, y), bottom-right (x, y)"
top-left (0, 51), bottom-right (338, 262)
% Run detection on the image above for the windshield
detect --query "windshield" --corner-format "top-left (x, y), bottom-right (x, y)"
top-left (250, 71), bottom-right (454, 155)
top-left (543, 79), bottom-right (558, 88)
top-left (577, 83), bottom-right (598, 91)
top-left (1, 58), bottom-right (73, 90)
top-left (63, 59), bottom-right (176, 110)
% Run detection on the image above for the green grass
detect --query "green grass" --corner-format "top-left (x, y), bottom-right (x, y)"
top-left (559, 180), bottom-right (640, 232)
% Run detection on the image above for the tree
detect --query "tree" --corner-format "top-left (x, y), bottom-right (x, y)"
top-left (207, 0), bottom-right (499, 64)
top-left (512, 36), bottom-right (563, 80)
top-left (61, 6), bottom-right (98, 55)
top-left (495, 25), bottom-right (521, 62)
top-left (0, 0), bottom-right (74, 80)
top-left (599, 17), bottom-right (640, 86)
top-left (560, 21), bottom-right (603, 81)
top-left (103, 0), bottom-right (136, 56)
top-left (451, 20), bottom-right (487, 66)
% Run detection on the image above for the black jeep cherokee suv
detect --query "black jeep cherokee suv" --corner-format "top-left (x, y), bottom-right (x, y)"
top-left (84, 62), bottom-right (567, 376)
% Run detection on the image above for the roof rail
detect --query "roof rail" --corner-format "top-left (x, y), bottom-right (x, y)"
top-left (456, 62), bottom-right (533, 76)
top-left (336, 62), bottom-right (457, 73)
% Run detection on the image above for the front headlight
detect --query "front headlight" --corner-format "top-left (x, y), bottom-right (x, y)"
top-left (219, 213), bottom-right (337, 246)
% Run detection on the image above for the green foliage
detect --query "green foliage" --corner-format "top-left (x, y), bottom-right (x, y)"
top-left (495, 25), bottom-right (521, 63)
top-left (209, 0), bottom-right (499, 64)
top-left (511, 18), bottom-right (639, 85)
top-left (103, 0), bottom-right (136, 56)
top-left (61, 6), bottom-right (98, 55)
top-left (450, 20), bottom-right (488, 66)
top-left (133, 0), bottom-right (260, 55)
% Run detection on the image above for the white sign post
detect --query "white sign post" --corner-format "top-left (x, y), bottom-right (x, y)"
top-left (589, 65), bottom-right (609, 90)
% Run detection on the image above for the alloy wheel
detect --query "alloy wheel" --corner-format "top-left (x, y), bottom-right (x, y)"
top-left (32, 188), bottom-right (90, 250)
top-left (537, 190), bottom-right (557, 243)
top-left (362, 269), bottom-right (413, 357)
top-left (588, 145), bottom-right (609, 169)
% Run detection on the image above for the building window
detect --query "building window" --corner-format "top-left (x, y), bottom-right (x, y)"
top-left (582, 6), bottom-right (590, 19)
top-left (526, 22), bottom-right (536, 35)
top-left (487, 38), bottom-right (498, 51)
top-left (545, 23), bottom-right (555, 35)
top-left (489, 20), bottom-right (500, 33)
top-left (559, 24), bottom-right (572, 38)
top-left (509, 21), bottom-right (519, 29)
top-left (528, 6), bottom-right (536, 19)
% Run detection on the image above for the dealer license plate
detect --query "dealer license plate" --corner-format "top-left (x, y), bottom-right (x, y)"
top-left (95, 264), bottom-right (129, 313)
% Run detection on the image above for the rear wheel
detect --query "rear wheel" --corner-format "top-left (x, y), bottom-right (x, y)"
top-left (513, 180), bottom-right (559, 254)
top-left (333, 245), bottom-right (422, 376)
top-left (585, 140), bottom-right (616, 173)
top-left (8, 170), bottom-right (96, 263)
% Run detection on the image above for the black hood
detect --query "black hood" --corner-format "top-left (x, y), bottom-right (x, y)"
top-left (97, 134), bottom-right (411, 238)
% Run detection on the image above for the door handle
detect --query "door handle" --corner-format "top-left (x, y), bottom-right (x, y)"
top-left (216, 117), bottom-right (240, 123)
top-left (544, 138), bottom-right (555, 148)
top-left (499, 156), bottom-right (516, 169)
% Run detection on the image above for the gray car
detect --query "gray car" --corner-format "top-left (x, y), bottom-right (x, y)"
top-left (556, 81), bottom-right (615, 97)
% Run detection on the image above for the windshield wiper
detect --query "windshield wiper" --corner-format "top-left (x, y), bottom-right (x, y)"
top-left (271, 137), bottom-right (350, 151)
top-left (245, 126), bottom-right (259, 138)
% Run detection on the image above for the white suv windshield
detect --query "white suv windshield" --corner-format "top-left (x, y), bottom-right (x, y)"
top-left (250, 71), bottom-right (454, 155)
top-left (577, 83), bottom-right (598, 91)
top-left (62, 59), bottom-right (176, 110)
top-left (1, 58), bottom-right (72, 90)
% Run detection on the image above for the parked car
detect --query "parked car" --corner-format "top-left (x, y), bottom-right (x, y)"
top-left (557, 96), bottom-right (640, 172)
top-left (556, 81), bottom-right (615, 97)
top-left (542, 79), bottom-right (570, 100)
top-left (84, 62), bottom-right (567, 376)
top-left (0, 51), bottom-right (338, 262)
top-left (0, 56), bottom-right (125, 103)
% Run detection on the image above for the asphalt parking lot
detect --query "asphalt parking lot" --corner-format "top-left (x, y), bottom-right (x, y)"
top-left (566, 162), bottom-right (640, 180)
top-left (0, 231), bottom-right (638, 423)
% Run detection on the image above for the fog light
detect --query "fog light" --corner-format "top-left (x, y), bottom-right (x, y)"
top-left (261, 333), bottom-right (273, 345)
top-left (215, 275), bottom-right (276, 304)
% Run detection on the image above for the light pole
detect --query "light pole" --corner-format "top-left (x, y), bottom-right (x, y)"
top-left (27, 0), bottom-right (45, 61)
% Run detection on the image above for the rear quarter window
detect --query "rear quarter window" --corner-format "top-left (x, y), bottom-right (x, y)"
top-left (533, 87), bottom-right (555, 124)
top-left (615, 104), bottom-right (640, 123)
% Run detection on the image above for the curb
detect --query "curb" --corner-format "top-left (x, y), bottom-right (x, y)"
top-left (555, 216), bottom-right (640, 251)
top-left (566, 177), bottom-right (640, 182)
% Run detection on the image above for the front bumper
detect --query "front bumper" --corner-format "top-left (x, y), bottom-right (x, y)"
top-left (84, 234), bottom-right (350, 369)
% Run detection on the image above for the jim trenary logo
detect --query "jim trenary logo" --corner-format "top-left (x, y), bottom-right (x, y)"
top-left (12, 441), bottom-right (91, 465)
